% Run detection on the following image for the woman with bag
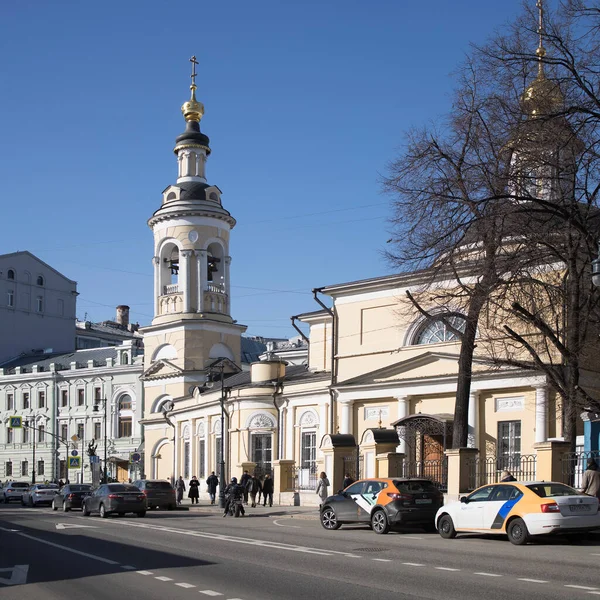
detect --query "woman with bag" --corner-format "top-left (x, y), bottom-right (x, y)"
top-left (316, 471), bottom-right (330, 508)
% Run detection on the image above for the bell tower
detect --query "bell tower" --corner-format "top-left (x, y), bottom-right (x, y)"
top-left (141, 57), bottom-right (246, 395)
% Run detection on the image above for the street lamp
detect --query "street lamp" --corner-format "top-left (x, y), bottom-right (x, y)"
top-left (592, 243), bottom-right (600, 288)
top-left (160, 400), bottom-right (176, 487)
top-left (93, 398), bottom-right (108, 484)
top-left (23, 419), bottom-right (36, 484)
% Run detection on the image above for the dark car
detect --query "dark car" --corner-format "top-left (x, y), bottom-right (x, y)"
top-left (132, 479), bottom-right (176, 510)
top-left (82, 484), bottom-right (146, 518)
top-left (320, 478), bottom-right (444, 534)
top-left (52, 484), bottom-right (93, 512)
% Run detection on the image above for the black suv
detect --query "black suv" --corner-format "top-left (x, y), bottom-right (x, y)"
top-left (132, 479), bottom-right (176, 510)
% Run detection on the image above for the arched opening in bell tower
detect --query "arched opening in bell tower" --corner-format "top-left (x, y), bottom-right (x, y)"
top-left (206, 242), bottom-right (224, 288)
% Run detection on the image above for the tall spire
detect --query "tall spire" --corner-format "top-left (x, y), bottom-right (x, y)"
top-left (536, 0), bottom-right (546, 75)
top-left (181, 55), bottom-right (204, 123)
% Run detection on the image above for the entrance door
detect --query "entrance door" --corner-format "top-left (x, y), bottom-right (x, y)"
top-left (252, 434), bottom-right (272, 471)
top-left (116, 461), bottom-right (129, 482)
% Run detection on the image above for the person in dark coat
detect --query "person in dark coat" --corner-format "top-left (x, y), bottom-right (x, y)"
top-left (500, 470), bottom-right (517, 482)
top-left (240, 470), bottom-right (251, 505)
top-left (581, 458), bottom-right (600, 498)
top-left (188, 476), bottom-right (200, 504)
top-left (206, 471), bottom-right (219, 505)
top-left (262, 474), bottom-right (274, 507)
top-left (248, 474), bottom-right (262, 508)
top-left (176, 476), bottom-right (186, 505)
top-left (342, 473), bottom-right (355, 489)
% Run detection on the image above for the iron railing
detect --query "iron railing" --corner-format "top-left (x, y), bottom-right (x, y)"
top-left (561, 450), bottom-right (600, 489)
top-left (342, 452), bottom-right (364, 486)
top-left (289, 463), bottom-right (318, 491)
top-left (401, 458), bottom-right (448, 492)
top-left (466, 454), bottom-right (537, 491)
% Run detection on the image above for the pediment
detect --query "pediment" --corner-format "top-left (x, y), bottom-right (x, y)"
top-left (141, 359), bottom-right (184, 381)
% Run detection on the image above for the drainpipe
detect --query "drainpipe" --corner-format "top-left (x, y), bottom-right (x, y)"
top-left (290, 315), bottom-right (310, 373)
top-left (312, 288), bottom-right (337, 435)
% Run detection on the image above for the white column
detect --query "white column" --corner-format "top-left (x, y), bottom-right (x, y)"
top-left (468, 391), bottom-right (479, 448)
top-left (535, 385), bottom-right (548, 443)
top-left (224, 256), bottom-right (232, 314)
top-left (319, 403), bottom-right (328, 439)
top-left (153, 256), bottom-right (160, 316)
top-left (285, 407), bottom-right (294, 460)
top-left (396, 396), bottom-right (409, 453)
top-left (197, 250), bottom-right (208, 313)
top-left (180, 250), bottom-right (192, 313)
top-left (340, 400), bottom-right (353, 435)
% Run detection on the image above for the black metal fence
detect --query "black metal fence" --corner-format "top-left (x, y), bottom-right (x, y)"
top-left (288, 463), bottom-right (318, 491)
top-left (401, 458), bottom-right (448, 492)
top-left (561, 450), bottom-right (600, 488)
top-left (342, 452), bottom-right (364, 484)
top-left (466, 454), bottom-right (537, 491)
top-left (253, 462), bottom-right (272, 482)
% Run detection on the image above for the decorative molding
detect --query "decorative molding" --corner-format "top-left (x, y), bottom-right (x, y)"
top-left (197, 421), bottom-right (205, 438)
top-left (364, 406), bottom-right (389, 421)
top-left (213, 419), bottom-right (222, 435)
top-left (247, 412), bottom-right (277, 430)
top-left (299, 410), bottom-right (318, 428)
top-left (182, 425), bottom-right (190, 439)
top-left (495, 396), bottom-right (524, 412)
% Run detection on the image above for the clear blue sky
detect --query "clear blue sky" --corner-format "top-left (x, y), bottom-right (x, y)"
top-left (0, 0), bottom-right (530, 338)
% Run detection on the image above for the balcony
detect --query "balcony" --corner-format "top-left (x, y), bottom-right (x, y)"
top-left (207, 282), bottom-right (225, 294)
top-left (164, 284), bottom-right (180, 294)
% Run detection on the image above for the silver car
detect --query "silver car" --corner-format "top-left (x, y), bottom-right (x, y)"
top-left (22, 484), bottom-right (59, 507)
top-left (1, 482), bottom-right (30, 503)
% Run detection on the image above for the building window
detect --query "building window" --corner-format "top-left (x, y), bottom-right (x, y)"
top-left (121, 353), bottom-right (129, 365)
top-left (77, 389), bottom-right (84, 406)
top-left (6, 428), bottom-right (13, 444)
top-left (184, 441), bottom-right (190, 479)
top-left (60, 389), bottom-right (68, 407)
top-left (77, 424), bottom-right (84, 441)
top-left (21, 460), bottom-right (28, 476)
top-left (38, 425), bottom-right (45, 442)
top-left (38, 390), bottom-right (45, 408)
top-left (7, 269), bottom-right (14, 280)
top-left (199, 440), bottom-right (206, 478)
top-left (413, 314), bottom-right (466, 345)
top-left (251, 433), bottom-right (272, 467)
top-left (215, 437), bottom-right (222, 469)
top-left (301, 431), bottom-right (317, 469)
top-left (6, 393), bottom-right (13, 411)
top-left (498, 420), bottom-right (522, 469)
top-left (119, 394), bottom-right (132, 410)
top-left (7, 290), bottom-right (14, 307)
top-left (37, 460), bottom-right (44, 476)
top-left (94, 422), bottom-right (101, 440)
top-left (23, 392), bottom-right (29, 409)
top-left (23, 427), bottom-right (29, 444)
top-left (36, 296), bottom-right (43, 313)
top-left (118, 417), bottom-right (132, 438)
top-left (5, 461), bottom-right (12, 477)
top-left (37, 275), bottom-right (44, 286)
top-left (61, 424), bottom-right (68, 441)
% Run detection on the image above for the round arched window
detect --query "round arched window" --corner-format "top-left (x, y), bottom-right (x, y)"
top-left (7, 269), bottom-right (15, 280)
top-left (119, 394), bottom-right (132, 410)
top-left (414, 314), bottom-right (466, 345)
top-left (37, 276), bottom-right (44, 286)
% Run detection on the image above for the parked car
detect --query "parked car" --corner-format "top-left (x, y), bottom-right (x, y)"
top-left (320, 478), bottom-right (444, 534)
top-left (132, 479), bottom-right (176, 510)
top-left (22, 483), bottom-right (59, 507)
top-left (52, 484), bottom-right (93, 512)
top-left (1, 482), bottom-right (30, 503)
top-left (82, 483), bottom-right (146, 518)
top-left (435, 481), bottom-right (600, 545)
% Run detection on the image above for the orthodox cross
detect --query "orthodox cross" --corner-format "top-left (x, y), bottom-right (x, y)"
top-left (190, 55), bottom-right (199, 88)
top-left (536, 0), bottom-right (545, 54)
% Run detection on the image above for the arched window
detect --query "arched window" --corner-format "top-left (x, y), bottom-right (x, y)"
top-left (7, 269), bottom-right (14, 280)
top-left (119, 394), bottom-right (132, 410)
top-left (413, 314), bottom-right (466, 345)
top-left (36, 275), bottom-right (44, 286)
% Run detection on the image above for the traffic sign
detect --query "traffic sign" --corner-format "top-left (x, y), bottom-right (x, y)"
top-left (8, 417), bottom-right (22, 429)
top-left (130, 452), bottom-right (141, 463)
top-left (68, 457), bottom-right (81, 469)
top-left (71, 435), bottom-right (79, 442)
top-left (71, 450), bottom-right (79, 457)
top-left (89, 456), bottom-right (100, 464)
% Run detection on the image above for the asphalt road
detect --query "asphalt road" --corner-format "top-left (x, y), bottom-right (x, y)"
top-left (0, 503), bottom-right (599, 600)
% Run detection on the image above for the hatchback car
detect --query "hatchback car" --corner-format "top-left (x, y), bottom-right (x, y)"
top-left (22, 484), bottom-right (59, 507)
top-left (132, 479), bottom-right (176, 510)
top-left (436, 481), bottom-right (600, 545)
top-left (82, 483), bottom-right (146, 518)
top-left (320, 478), bottom-right (444, 534)
top-left (52, 484), bottom-right (93, 512)
top-left (1, 482), bottom-right (30, 503)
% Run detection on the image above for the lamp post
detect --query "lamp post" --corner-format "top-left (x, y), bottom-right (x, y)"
top-left (24, 420), bottom-right (36, 484)
top-left (592, 243), bottom-right (600, 288)
top-left (93, 398), bottom-right (108, 484)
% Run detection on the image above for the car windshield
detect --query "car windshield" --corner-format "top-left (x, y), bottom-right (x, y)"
top-left (11, 483), bottom-right (29, 488)
top-left (107, 484), bottom-right (139, 493)
top-left (393, 480), bottom-right (440, 494)
top-left (69, 485), bottom-right (92, 492)
top-left (527, 483), bottom-right (580, 498)
top-left (145, 481), bottom-right (172, 490)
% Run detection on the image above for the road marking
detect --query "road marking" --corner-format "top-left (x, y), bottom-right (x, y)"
top-left (518, 579), bottom-right (548, 584)
top-left (120, 565), bottom-right (136, 570)
top-left (137, 571), bottom-right (153, 575)
top-left (155, 576), bottom-right (173, 582)
top-left (176, 583), bottom-right (196, 588)
top-left (435, 567), bottom-right (460, 572)
top-left (199, 592), bottom-right (223, 597)
top-left (56, 523), bottom-right (97, 530)
top-left (474, 573), bottom-right (502, 577)
top-left (403, 536), bottom-right (424, 540)
top-left (587, 593), bottom-right (600, 596)
top-left (15, 532), bottom-right (119, 565)
top-left (565, 586), bottom-right (598, 591)
top-left (0, 565), bottom-right (28, 586)
top-left (0, 528), bottom-right (19, 532)
top-left (402, 563), bottom-right (424, 567)
top-left (372, 559), bottom-right (391, 562)
top-left (272, 519), bottom-right (300, 529)
top-left (346, 555), bottom-right (361, 558)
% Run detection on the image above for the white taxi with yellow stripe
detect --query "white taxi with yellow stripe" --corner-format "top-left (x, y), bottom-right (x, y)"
top-left (435, 481), bottom-right (600, 545)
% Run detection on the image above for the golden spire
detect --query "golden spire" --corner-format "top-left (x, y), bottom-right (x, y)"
top-left (181, 55), bottom-right (204, 123)
top-left (536, 0), bottom-right (546, 74)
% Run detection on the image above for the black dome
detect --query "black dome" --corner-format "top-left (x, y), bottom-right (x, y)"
top-left (179, 182), bottom-right (211, 201)
top-left (175, 120), bottom-right (210, 151)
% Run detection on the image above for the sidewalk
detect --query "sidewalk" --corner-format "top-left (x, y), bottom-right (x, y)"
top-left (180, 499), bottom-right (319, 520)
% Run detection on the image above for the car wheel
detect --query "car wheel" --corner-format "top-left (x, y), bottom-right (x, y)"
top-left (3, 497), bottom-right (7, 504)
top-left (507, 518), bottom-right (529, 546)
top-left (438, 515), bottom-right (457, 539)
top-left (82, 502), bottom-right (91, 517)
top-left (63, 502), bottom-right (70, 512)
top-left (99, 503), bottom-right (108, 519)
top-left (21, 499), bottom-right (25, 506)
top-left (371, 509), bottom-right (391, 535)
top-left (137, 511), bottom-right (146, 518)
top-left (29, 497), bottom-right (34, 507)
top-left (52, 499), bottom-right (58, 511)
top-left (320, 507), bottom-right (341, 530)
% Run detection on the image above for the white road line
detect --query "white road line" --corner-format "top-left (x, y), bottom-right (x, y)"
top-left (587, 593), bottom-right (600, 596)
top-left (435, 567), bottom-right (460, 572)
top-left (403, 536), bottom-right (424, 540)
top-left (198, 592), bottom-right (223, 597)
top-left (372, 559), bottom-right (391, 562)
top-left (15, 531), bottom-right (119, 565)
top-left (0, 527), bottom-right (19, 532)
top-left (137, 571), bottom-right (153, 575)
top-left (155, 576), bottom-right (174, 582)
top-left (474, 573), bottom-right (502, 577)
top-left (518, 579), bottom-right (548, 584)
top-left (176, 583), bottom-right (196, 588)
top-left (346, 555), bottom-right (361, 558)
top-left (121, 565), bottom-right (136, 570)
top-left (565, 586), bottom-right (599, 591)
top-left (402, 563), bottom-right (425, 567)
top-left (272, 519), bottom-right (300, 529)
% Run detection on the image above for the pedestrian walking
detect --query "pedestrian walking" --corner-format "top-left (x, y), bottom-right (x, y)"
top-left (342, 473), bottom-right (355, 489)
top-left (248, 474), bottom-right (262, 508)
top-left (581, 458), bottom-right (600, 498)
top-left (240, 470), bottom-right (251, 505)
top-left (176, 476), bottom-right (186, 505)
top-left (206, 471), bottom-right (219, 505)
top-left (188, 475), bottom-right (200, 504)
top-left (262, 473), bottom-right (274, 507)
top-left (500, 470), bottom-right (516, 482)
top-left (316, 472), bottom-right (330, 508)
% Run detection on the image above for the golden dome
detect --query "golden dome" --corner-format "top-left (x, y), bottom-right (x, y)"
top-left (181, 84), bottom-right (204, 123)
top-left (521, 63), bottom-right (564, 117)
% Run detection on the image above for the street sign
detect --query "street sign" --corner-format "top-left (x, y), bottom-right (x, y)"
top-left (8, 417), bottom-right (22, 429)
top-left (130, 452), bottom-right (141, 463)
top-left (71, 435), bottom-right (79, 442)
top-left (68, 457), bottom-right (81, 469)
top-left (71, 450), bottom-right (79, 457)
top-left (89, 456), bottom-right (100, 464)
